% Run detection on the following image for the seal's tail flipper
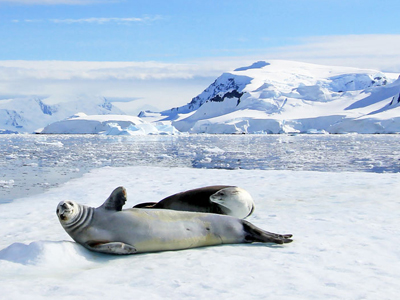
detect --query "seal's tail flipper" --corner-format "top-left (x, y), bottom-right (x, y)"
top-left (133, 202), bottom-right (158, 208)
top-left (242, 220), bottom-right (293, 244)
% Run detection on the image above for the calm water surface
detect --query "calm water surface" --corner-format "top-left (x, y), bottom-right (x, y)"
top-left (1, 134), bottom-right (399, 203)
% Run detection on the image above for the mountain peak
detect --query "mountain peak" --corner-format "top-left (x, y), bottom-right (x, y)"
top-left (234, 61), bottom-right (270, 71)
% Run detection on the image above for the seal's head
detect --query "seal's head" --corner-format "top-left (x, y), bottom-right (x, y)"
top-left (210, 187), bottom-right (255, 218)
top-left (56, 200), bottom-right (79, 223)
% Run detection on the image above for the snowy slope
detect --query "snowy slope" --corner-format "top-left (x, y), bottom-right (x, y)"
top-left (0, 95), bottom-right (124, 134)
top-left (159, 60), bottom-right (400, 133)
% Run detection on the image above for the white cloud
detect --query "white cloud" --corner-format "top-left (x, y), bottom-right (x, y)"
top-left (12, 15), bottom-right (162, 25)
top-left (0, 61), bottom-right (222, 81)
top-left (50, 16), bottom-right (158, 24)
top-left (260, 34), bottom-right (400, 73)
top-left (0, 61), bottom-right (220, 110)
top-left (0, 34), bottom-right (399, 111)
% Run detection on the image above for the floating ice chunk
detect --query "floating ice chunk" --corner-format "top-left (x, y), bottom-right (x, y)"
top-left (23, 163), bottom-right (38, 167)
top-left (34, 141), bottom-right (64, 147)
top-left (204, 146), bottom-right (225, 153)
top-left (0, 180), bottom-right (14, 188)
top-left (307, 129), bottom-right (329, 134)
top-left (153, 121), bottom-right (181, 135)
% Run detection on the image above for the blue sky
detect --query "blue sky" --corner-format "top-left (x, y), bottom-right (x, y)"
top-left (0, 0), bottom-right (399, 111)
top-left (1, 0), bottom-right (399, 62)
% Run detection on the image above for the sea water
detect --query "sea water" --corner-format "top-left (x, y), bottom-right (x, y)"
top-left (1, 134), bottom-right (399, 203)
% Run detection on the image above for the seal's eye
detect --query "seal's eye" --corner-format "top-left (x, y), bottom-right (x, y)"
top-left (56, 208), bottom-right (59, 214)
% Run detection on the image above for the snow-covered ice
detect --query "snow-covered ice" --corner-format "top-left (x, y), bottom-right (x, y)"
top-left (0, 166), bottom-right (399, 299)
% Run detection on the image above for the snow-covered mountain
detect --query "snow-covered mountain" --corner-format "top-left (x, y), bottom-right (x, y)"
top-left (157, 60), bottom-right (400, 134)
top-left (3, 60), bottom-right (400, 134)
top-left (0, 95), bottom-right (123, 133)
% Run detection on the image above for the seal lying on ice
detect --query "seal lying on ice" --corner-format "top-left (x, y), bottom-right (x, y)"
top-left (133, 186), bottom-right (255, 219)
top-left (56, 187), bottom-right (292, 255)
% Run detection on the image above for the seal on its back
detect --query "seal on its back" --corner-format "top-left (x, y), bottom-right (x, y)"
top-left (56, 187), bottom-right (292, 255)
top-left (133, 185), bottom-right (255, 219)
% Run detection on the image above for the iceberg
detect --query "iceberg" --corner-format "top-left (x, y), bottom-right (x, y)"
top-left (40, 113), bottom-right (180, 135)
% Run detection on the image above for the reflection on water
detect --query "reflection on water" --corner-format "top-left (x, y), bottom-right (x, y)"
top-left (1, 134), bottom-right (400, 202)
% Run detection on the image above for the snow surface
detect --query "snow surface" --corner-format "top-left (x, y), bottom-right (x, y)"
top-left (40, 113), bottom-right (181, 135)
top-left (158, 60), bottom-right (400, 134)
top-left (0, 166), bottom-right (399, 299)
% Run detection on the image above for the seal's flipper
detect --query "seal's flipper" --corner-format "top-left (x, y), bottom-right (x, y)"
top-left (86, 241), bottom-right (137, 255)
top-left (133, 202), bottom-right (157, 208)
top-left (242, 220), bottom-right (293, 244)
top-left (100, 186), bottom-right (127, 211)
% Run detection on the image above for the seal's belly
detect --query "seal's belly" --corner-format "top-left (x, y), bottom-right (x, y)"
top-left (131, 227), bottom-right (223, 252)
top-left (89, 209), bottom-right (243, 253)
